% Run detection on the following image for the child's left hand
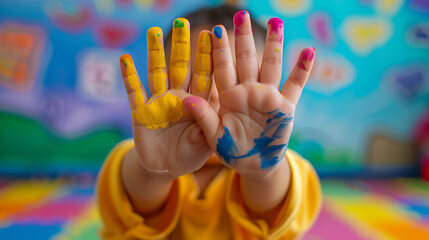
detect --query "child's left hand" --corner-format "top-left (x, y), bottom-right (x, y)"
top-left (183, 12), bottom-right (315, 176)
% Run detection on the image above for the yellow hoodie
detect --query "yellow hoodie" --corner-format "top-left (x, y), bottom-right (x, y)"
top-left (97, 139), bottom-right (321, 240)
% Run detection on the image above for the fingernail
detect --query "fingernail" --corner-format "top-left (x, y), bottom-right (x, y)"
top-left (183, 96), bottom-right (201, 108)
top-left (268, 17), bottom-right (284, 43)
top-left (120, 54), bottom-right (135, 75)
top-left (147, 27), bottom-right (163, 51)
top-left (234, 10), bottom-right (248, 35)
top-left (214, 26), bottom-right (223, 39)
top-left (300, 47), bottom-right (315, 62)
top-left (174, 18), bottom-right (185, 28)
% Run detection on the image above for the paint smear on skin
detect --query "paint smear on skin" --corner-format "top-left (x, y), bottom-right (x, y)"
top-left (215, 109), bottom-right (293, 170)
top-left (268, 17), bottom-right (284, 43)
top-left (233, 10), bottom-right (247, 35)
top-left (195, 32), bottom-right (212, 93)
top-left (147, 27), bottom-right (167, 95)
top-left (214, 26), bottom-right (222, 39)
top-left (170, 18), bottom-right (190, 87)
top-left (275, 48), bottom-right (281, 53)
top-left (298, 48), bottom-right (315, 70)
top-left (121, 55), bottom-right (183, 130)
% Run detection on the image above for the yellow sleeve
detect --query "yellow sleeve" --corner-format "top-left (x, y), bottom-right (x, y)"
top-left (226, 149), bottom-right (322, 240)
top-left (96, 140), bottom-right (183, 240)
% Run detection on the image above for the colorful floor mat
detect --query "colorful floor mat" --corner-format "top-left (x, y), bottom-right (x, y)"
top-left (0, 178), bottom-right (428, 239)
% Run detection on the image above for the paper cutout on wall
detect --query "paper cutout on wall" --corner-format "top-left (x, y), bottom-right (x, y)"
top-left (46, 3), bottom-right (92, 33)
top-left (308, 12), bottom-right (335, 46)
top-left (135, 0), bottom-right (172, 11)
top-left (409, 0), bottom-right (429, 13)
top-left (0, 22), bottom-right (46, 92)
top-left (288, 42), bottom-right (356, 94)
top-left (406, 22), bottom-right (429, 49)
top-left (385, 64), bottom-right (428, 98)
top-left (375, 0), bottom-right (404, 15)
top-left (94, 21), bottom-right (138, 48)
top-left (93, 0), bottom-right (115, 14)
top-left (340, 16), bottom-right (393, 56)
top-left (77, 48), bottom-right (125, 103)
top-left (271, 0), bottom-right (311, 16)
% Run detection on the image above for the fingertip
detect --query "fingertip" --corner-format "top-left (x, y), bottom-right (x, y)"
top-left (212, 25), bottom-right (224, 40)
top-left (173, 18), bottom-right (190, 29)
top-left (267, 17), bottom-right (284, 43)
top-left (299, 47), bottom-right (316, 63)
top-left (197, 31), bottom-right (212, 54)
top-left (147, 27), bottom-right (162, 37)
top-left (182, 96), bottom-right (203, 110)
top-left (120, 54), bottom-right (132, 64)
top-left (120, 54), bottom-right (135, 76)
top-left (233, 10), bottom-right (249, 35)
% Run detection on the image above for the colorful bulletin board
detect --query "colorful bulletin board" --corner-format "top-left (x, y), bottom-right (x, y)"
top-left (0, 0), bottom-right (428, 176)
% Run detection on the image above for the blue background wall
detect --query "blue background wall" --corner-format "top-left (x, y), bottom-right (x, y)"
top-left (0, 0), bottom-right (428, 177)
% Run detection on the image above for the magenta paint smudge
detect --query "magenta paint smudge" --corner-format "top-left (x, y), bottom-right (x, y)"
top-left (234, 10), bottom-right (247, 35)
top-left (301, 48), bottom-right (315, 62)
top-left (268, 17), bottom-right (284, 43)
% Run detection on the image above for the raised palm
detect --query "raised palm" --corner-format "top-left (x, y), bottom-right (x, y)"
top-left (186, 13), bottom-right (315, 175)
top-left (119, 20), bottom-right (216, 178)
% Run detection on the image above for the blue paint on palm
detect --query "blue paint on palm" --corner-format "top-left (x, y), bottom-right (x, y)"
top-left (215, 109), bottom-right (293, 170)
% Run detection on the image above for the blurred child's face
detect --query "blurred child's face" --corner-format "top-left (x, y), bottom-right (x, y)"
top-left (166, 24), bottom-right (265, 69)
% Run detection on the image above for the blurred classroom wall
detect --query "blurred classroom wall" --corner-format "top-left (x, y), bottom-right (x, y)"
top-left (0, 0), bottom-right (428, 177)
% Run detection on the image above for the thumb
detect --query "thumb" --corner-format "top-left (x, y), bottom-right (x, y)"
top-left (182, 96), bottom-right (220, 147)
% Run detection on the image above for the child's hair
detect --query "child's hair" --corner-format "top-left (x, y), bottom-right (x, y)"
top-left (165, 5), bottom-right (266, 42)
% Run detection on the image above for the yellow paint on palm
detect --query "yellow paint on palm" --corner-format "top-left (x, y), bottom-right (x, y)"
top-left (195, 32), bottom-right (212, 93)
top-left (170, 18), bottom-right (190, 87)
top-left (147, 27), bottom-right (167, 96)
top-left (121, 54), bottom-right (183, 130)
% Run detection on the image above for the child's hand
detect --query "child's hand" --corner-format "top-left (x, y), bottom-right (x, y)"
top-left (183, 12), bottom-right (315, 176)
top-left (120, 19), bottom-right (215, 178)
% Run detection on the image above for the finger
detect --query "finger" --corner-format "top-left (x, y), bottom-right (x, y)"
top-left (280, 47), bottom-right (315, 106)
top-left (119, 54), bottom-right (148, 112)
top-left (212, 25), bottom-right (237, 94)
top-left (259, 17), bottom-right (284, 89)
top-left (147, 27), bottom-right (168, 97)
top-left (169, 18), bottom-right (191, 91)
top-left (234, 10), bottom-right (258, 83)
top-left (191, 31), bottom-right (213, 99)
top-left (182, 96), bottom-right (221, 148)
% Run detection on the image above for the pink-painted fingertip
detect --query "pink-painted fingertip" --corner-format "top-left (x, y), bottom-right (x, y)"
top-left (183, 96), bottom-right (201, 108)
top-left (300, 47), bottom-right (315, 62)
top-left (234, 10), bottom-right (249, 35)
top-left (268, 17), bottom-right (284, 42)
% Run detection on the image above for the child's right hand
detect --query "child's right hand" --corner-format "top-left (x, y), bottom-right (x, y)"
top-left (119, 19), bottom-right (215, 179)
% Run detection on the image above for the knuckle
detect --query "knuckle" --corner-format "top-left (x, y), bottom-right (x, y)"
top-left (236, 49), bottom-right (256, 60)
top-left (263, 57), bottom-right (282, 65)
top-left (288, 76), bottom-right (305, 87)
top-left (214, 60), bottom-right (231, 70)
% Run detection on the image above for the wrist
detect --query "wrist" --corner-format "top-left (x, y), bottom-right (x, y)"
top-left (238, 156), bottom-right (289, 181)
top-left (239, 156), bottom-right (291, 214)
top-left (122, 147), bottom-right (175, 216)
top-left (130, 147), bottom-right (177, 182)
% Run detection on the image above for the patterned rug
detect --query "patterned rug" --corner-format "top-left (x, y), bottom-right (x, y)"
top-left (0, 178), bottom-right (428, 239)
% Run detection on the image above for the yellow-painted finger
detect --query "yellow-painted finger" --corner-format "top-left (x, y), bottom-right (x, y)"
top-left (191, 31), bottom-right (213, 99)
top-left (120, 54), bottom-right (183, 130)
top-left (147, 27), bottom-right (168, 96)
top-left (120, 54), bottom-right (148, 112)
top-left (169, 18), bottom-right (191, 90)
